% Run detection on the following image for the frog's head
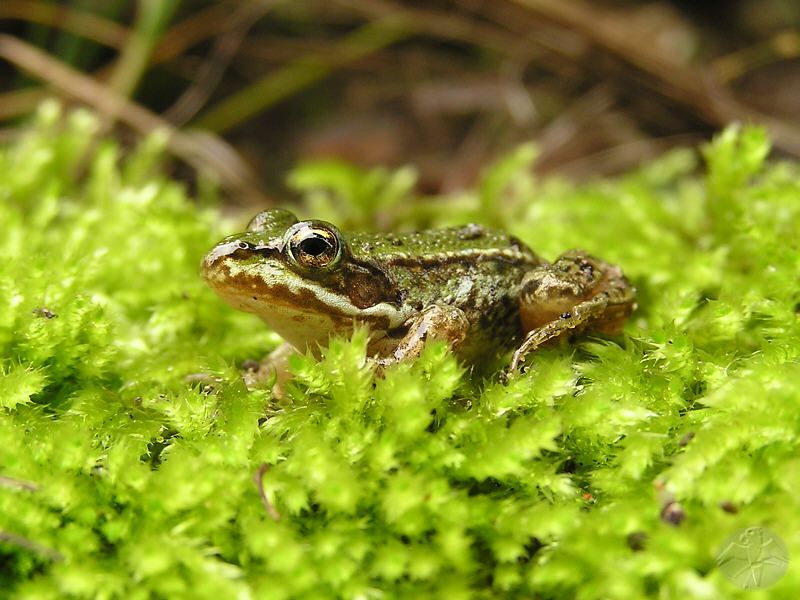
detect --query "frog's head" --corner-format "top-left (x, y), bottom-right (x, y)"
top-left (202, 209), bottom-right (403, 351)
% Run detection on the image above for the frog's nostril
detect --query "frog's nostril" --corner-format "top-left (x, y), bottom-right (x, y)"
top-left (204, 240), bottom-right (251, 267)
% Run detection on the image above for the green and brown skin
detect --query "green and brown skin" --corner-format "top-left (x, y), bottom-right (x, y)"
top-left (202, 209), bottom-right (636, 384)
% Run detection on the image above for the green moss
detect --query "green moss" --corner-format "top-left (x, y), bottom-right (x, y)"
top-left (2, 104), bottom-right (799, 599)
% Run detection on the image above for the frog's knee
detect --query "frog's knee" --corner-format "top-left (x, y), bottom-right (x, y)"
top-left (553, 250), bottom-right (606, 282)
top-left (520, 272), bottom-right (582, 304)
top-left (418, 304), bottom-right (469, 346)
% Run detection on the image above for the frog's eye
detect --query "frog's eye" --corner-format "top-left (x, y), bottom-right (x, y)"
top-left (285, 222), bottom-right (343, 271)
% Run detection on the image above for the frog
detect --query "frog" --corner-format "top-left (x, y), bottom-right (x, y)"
top-left (202, 208), bottom-right (635, 385)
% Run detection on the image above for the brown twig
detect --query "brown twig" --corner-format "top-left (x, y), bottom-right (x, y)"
top-left (193, 15), bottom-right (409, 134)
top-left (333, 0), bottom-right (530, 57)
top-left (253, 463), bottom-right (281, 521)
top-left (505, 0), bottom-right (800, 155)
top-left (0, 530), bottom-right (64, 562)
top-left (712, 30), bottom-right (800, 84)
top-left (0, 34), bottom-right (269, 203)
top-left (150, 3), bottom-right (240, 65)
top-left (0, 87), bottom-right (48, 120)
top-left (163, 2), bottom-right (273, 126)
top-left (0, 474), bottom-right (38, 492)
top-left (0, 3), bottom-right (242, 122)
top-left (0, 1), bottom-right (128, 49)
top-left (106, 1), bottom-right (175, 115)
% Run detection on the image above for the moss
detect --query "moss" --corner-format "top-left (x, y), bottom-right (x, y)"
top-left (1, 104), bottom-right (799, 599)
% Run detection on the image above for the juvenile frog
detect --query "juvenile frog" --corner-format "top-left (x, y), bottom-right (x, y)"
top-left (202, 209), bottom-right (635, 382)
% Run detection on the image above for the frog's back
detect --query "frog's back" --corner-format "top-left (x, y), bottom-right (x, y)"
top-left (350, 224), bottom-right (545, 360)
top-left (348, 224), bottom-right (535, 259)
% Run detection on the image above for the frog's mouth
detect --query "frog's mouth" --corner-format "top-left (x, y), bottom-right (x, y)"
top-left (202, 250), bottom-right (406, 351)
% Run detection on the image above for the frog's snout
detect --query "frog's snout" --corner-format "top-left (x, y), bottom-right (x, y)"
top-left (203, 240), bottom-right (235, 267)
top-left (201, 238), bottom-right (285, 288)
top-left (203, 239), bottom-right (268, 270)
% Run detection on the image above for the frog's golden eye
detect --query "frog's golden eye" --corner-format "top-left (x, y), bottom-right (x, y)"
top-left (285, 222), bottom-right (343, 271)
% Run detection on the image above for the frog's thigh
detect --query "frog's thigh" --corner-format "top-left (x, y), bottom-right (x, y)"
top-left (379, 304), bottom-right (469, 365)
top-left (517, 250), bottom-right (602, 330)
top-left (512, 250), bottom-right (611, 373)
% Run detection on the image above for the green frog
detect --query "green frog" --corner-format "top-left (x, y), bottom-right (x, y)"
top-left (202, 209), bottom-right (635, 384)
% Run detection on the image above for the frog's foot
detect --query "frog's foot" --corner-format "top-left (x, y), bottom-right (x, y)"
top-left (508, 250), bottom-right (635, 376)
top-left (373, 304), bottom-right (469, 367)
top-left (241, 342), bottom-right (295, 396)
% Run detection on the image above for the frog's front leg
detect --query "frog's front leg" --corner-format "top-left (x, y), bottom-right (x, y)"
top-left (508, 250), bottom-right (635, 374)
top-left (373, 304), bottom-right (470, 366)
top-left (242, 342), bottom-right (295, 392)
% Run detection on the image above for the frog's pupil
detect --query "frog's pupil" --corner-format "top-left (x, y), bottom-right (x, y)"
top-left (286, 224), bottom-right (341, 270)
top-left (300, 235), bottom-right (332, 257)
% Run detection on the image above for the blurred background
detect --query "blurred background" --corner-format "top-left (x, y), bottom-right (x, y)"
top-left (1, 0), bottom-right (799, 208)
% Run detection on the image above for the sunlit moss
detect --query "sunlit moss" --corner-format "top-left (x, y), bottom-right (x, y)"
top-left (1, 104), bottom-right (799, 598)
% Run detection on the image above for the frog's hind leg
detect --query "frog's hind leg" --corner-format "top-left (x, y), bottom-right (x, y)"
top-left (510, 292), bottom-right (610, 373)
top-left (509, 250), bottom-right (635, 375)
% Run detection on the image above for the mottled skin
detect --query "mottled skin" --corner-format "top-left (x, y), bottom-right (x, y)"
top-left (202, 209), bottom-right (636, 383)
